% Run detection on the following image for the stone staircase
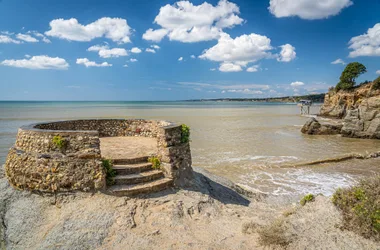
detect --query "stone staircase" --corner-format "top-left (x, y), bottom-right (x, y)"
top-left (107, 156), bottom-right (173, 196)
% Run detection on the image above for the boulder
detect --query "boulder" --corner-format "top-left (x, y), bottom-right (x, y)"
top-left (301, 117), bottom-right (343, 135)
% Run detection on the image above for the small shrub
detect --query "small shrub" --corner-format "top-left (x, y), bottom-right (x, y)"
top-left (332, 175), bottom-right (380, 241)
top-left (257, 218), bottom-right (291, 247)
top-left (102, 159), bottom-right (116, 185)
top-left (148, 156), bottom-right (161, 169)
top-left (372, 76), bottom-right (380, 90)
top-left (181, 124), bottom-right (190, 143)
top-left (300, 194), bottom-right (315, 206)
top-left (52, 135), bottom-right (66, 149)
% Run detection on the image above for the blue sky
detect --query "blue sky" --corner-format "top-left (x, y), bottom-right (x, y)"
top-left (0, 0), bottom-right (379, 101)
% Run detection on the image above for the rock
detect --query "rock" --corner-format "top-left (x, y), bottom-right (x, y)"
top-left (301, 117), bottom-right (342, 135)
top-left (302, 82), bottom-right (380, 139)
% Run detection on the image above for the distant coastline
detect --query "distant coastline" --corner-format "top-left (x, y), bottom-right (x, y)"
top-left (186, 93), bottom-right (325, 103)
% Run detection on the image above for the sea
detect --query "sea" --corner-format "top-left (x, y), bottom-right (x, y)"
top-left (1, 101), bottom-right (379, 197)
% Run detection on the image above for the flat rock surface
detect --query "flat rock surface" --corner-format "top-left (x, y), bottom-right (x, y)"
top-left (100, 136), bottom-right (157, 160)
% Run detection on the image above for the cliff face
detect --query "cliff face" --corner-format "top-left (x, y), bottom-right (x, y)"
top-left (303, 83), bottom-right (380, 139)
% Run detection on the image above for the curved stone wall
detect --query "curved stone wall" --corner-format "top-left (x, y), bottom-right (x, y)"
top-left (5, 119), bottom-right (193, 193)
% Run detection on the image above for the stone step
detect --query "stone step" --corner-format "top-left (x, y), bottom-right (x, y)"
top-left (108, 177), bottom-right (173, 196)
top-left (113, 170), bottom-right (164, 185)
top-left (112, 156), bottom-right (149, 165)
top-left (113, 162), bottom-right (153, 175)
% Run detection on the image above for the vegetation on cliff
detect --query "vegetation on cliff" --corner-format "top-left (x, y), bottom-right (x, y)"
top-left (336, 62), bottom-right (367, 91)
top-left (333, 175), bottom-right (380, 241)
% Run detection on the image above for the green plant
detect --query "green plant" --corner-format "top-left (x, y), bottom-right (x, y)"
top-left (300, 194), bottom-right (315, 206)
top-left (181, 124), bottom-right (190, 143)
top-left (102, 159), bottom-right (116, 185)
top-left (148, 156), bottom-right (161, 169)
top-left (332, 175), bottom-right (380, 241)
top-left (372, 76), bottom-right (380, 90)
top-left (336, 62), bottom-right (367, 91)
top-left (52, 135), bottom-right (66, 149)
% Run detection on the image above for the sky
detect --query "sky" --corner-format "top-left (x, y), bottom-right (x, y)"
top-left (0, 0), bottom-right (379, 101)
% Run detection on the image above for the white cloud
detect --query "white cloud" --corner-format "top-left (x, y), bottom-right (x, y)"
top-left (376, 70), bottom-right (380, 75)
top-left (87, 45), bottom-right (128, 58)
top-left (178, 57), bottom-right (183, 61)
top-left (269, 0), bottom-right (353, 20)
top-left (16, 33), bottom-right (39, 43)
top-left (200, 33), bottom-right (272, 63)
top-left (290, 81), bottom-right (305, 87)
top-left (123, 64), bottom-right (128, 68)
top-left (0, 35), bottom-right (21, 44)
top-left (191, 55), bottom-right (195, 59)
top-left (45, 17), bottom-right (132, 43)
top-left (348, 23), bottom-right (380, 58)
top-left (27, 31), bottom-right (52, 43)
top-left (219, 62), bottom-right (242, 72)
top-left (200, 32), bottom-right (282, 72)
top-left (210, 68), bottom-right (216, 71)
top-left (1, 55), bottom-right (69, 70)
top-left (42, 37), bottom-right (52, 43)
top-left (130, 58), bottom-right (138, 62)
top-left (142, 29), bottom-right (168, 42)
top-left (228, 89), bottom-right (263, 95)
top-left (25, 54), bottom-right (31, 58)
top-left (151, 44), bottom-right (160, 49)
top-left (142, 0), bottom-right (243, 43)
top-left (331, 58), bottom-right (346, 65)
top-left (200, 32), bottom-right (296, 72)
top-left (146, 48), bottom-right (156, 53)
top-left (277, 44), bottom-right (296, 62)
top-left (246, 65), bottom-right (260, 72)
top-left (76, 58), bottom-right (112, 67)
top-left (131, 47), bottom-right (142, 53)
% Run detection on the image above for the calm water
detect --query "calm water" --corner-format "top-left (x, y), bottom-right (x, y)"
top-left (1, 101), bottom-right (379, 196)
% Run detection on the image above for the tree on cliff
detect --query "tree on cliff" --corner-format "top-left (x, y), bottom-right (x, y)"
top-left (336, 62), bottom-right (367, 91)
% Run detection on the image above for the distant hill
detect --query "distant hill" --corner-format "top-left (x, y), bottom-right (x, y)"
top-left (187, 93), bottom-right (325, 103)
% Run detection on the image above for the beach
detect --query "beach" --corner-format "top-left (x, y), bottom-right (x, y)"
top-left (1, 101), bottom-right (379, 200)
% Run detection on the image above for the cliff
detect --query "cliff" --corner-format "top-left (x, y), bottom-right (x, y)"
top-left (302, 82), bottom-right (380, 139)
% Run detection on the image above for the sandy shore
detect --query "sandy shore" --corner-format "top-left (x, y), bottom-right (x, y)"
top-left (0, 165), bottom-right (378, 250)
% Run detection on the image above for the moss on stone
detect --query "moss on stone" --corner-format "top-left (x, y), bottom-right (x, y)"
top-left (52, 135), bottom-right (66, 149)
top-left (181, 124), bottom-right (190, 143)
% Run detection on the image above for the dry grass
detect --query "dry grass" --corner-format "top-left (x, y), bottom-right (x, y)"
top-left (257, 218), bottom-right (292, 247)
top-left (332, 175), bottom-right (380, 241)
top-left (242, 221), bottom-right (257, 235)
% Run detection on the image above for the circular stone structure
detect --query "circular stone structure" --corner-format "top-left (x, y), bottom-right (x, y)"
top-left (5, 119), bottom-right (193, 193)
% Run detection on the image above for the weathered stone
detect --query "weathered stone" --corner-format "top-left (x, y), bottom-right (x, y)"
top-left (302, 82), bottom-right (380, 139)
top-left (4, 119), bottom-right (194, 193)
top-left (301, 117), bottom-right (343, 135)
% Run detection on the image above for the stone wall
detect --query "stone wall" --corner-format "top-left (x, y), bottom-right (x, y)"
top-left (5, 119), bottom-right (193, 193)
top-left (157, 125), bottom-right (193, 187)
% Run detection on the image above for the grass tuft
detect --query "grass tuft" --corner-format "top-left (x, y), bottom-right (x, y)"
top-left (148, 156), bottom-right (161, 170)
top-left (102, 159), bottom-right (116, 186)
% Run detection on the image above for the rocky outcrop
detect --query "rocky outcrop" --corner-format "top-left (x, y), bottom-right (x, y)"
top-left (301, 117), bottom-right (343, 135)
top-left (302, 83), bottom-right (380, 139)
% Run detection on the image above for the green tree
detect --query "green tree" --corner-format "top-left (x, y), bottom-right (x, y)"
top-left (336, 62), bottom-right (367, 91)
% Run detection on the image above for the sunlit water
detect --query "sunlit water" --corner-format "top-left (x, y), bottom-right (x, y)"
top-left (1, 101), bottom-right (379, 197)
